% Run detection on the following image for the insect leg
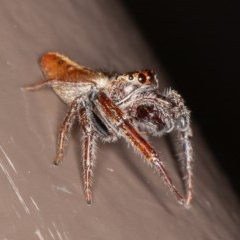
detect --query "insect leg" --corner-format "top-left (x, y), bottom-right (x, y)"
top-left (23, 80), bottom-right (52, 91)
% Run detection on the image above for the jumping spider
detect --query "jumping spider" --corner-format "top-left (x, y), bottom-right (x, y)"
top-left (25, 52), bottom-right (193, 207)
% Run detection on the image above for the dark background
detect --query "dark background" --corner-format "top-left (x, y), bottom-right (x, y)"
top-left (122, 0), bottom-right (240, 198)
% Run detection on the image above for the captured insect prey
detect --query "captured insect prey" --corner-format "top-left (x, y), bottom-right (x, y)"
top-left (25, 52), bottom-right (193, 207)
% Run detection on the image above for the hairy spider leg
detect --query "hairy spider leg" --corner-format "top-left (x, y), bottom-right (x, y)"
top-left (96, 91), bottom-right (186, 205)
top-left (125, 95), bottom-right (194, 206)
top-left (53, 100), bottom-right (79, 165)
top-left (79, 105), bottom-right (97, 205)
top-left (180, 129), bottom-right (193, 206)
top-left (153, 96), bottom-right (193, 205)
top-left (25, 78), bottom-right (99, 204)
top-left (24, 81), bottom-right (79, 165)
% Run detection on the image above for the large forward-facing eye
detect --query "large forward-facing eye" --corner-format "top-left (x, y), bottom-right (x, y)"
top-left (122, 70), bottom-right (156, 85)
top-left (138, 73), bottom-right (146, 83)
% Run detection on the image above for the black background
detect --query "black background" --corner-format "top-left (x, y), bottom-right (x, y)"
top-left (122, 0), bottom-right (240, 199)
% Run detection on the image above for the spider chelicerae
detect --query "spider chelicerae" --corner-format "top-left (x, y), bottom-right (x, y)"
top-left (25, 52), bottom-right (193, 207)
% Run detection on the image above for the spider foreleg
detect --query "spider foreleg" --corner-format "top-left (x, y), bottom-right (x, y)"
top-left (96, 92), bottom-right (186, 205)
top-left (78, 105), bottom-right (97, 205)
top-left (53, 100), bottom-right (78, 165)
top-left (179, 128), bottom-right (193, 206)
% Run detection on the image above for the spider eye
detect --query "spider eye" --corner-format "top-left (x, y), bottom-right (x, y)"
top-left (177, 116), bottom-right (189, 131)
top-left (138, 73), bottom-right (146, 83)
top-left (146, 70), bottom-right (155, 81)
top-left (128, 74), bottom-right (134, 80)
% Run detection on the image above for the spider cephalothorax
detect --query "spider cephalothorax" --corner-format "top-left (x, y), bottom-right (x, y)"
top-left (25, 52), bottom-right (193, 207)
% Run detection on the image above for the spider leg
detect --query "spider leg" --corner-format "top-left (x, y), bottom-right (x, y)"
top-left (78, 104), bottom-right (96, 205)
top-left (179, 128), bottom-right (193, 206)
top-left (53, 100), bottom-right (78, 165)
top-left (96, 92), bottom-right (186, 205)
